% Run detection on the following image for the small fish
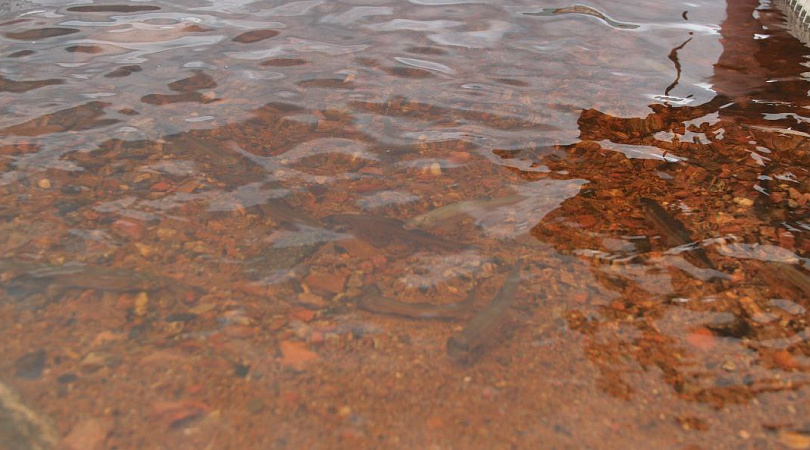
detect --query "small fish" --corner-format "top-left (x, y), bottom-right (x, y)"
top-left (446, 258), bottom-right (522, 365)
top-left (404, 194), bottom-right (526, 230)
top-left (639, 197), bottom-right (716, 271)
top-left (325, 213), bottom-right (466, 251)
top-left (356, 283), bottom-right (476, 321)
top-left (0, 260), bottom-right (166, 293)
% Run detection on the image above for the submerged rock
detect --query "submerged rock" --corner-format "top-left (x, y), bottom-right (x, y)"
top-left (0, 380), bottom-right (58, 450)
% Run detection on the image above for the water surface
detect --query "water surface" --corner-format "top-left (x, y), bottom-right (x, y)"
top-left (1, 0), bottom-right (809, 448)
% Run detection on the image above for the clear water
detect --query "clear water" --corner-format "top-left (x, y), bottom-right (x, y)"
top-left (0, 0), bottom-right (809, 448)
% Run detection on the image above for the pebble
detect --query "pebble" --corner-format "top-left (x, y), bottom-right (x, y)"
top-left (134, 292), bottom-right (149, 317)
top-left (772, 349), bottom-right (799, 370)
top-left (14, 349), bottom-right (46, 379)
top-left (152, 400), bottom-right (210, 428)
top-left (150, 181), bottom-right (172, 192)
top-left (733, 196), bottom-right (753, 207)
top-left (304, 271), bottom-right (347, 294)
top-left (62, 418), bottom-right (112, 450)
top-left (245, 398), bottom-right (265, 414)
top-left (291, 308), bottom-right (316, 323)
top-left (111, 219), bottom-right (145, 240)
top-left (266, 316), bottom-right (288, 331)
top-left (280, 341), bottom-right (319, 371)
top-left (224, 325), bottom-right (258, 339)
top-left (80, 352), bottom-right (119, 372)
top-left (779, 430), bottom-right (810, 449)
top-left (37, 178), bottom-right (51, 189)
top-left (134, 243), bottom-right (154, 257)
top-left (685, 327), bottom-right (715, 351)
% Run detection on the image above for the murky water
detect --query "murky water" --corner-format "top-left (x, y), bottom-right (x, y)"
top-left (1, 0), bottom-right (809, 448)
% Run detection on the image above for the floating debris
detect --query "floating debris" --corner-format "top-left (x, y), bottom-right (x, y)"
top-left (523, 5), bottom-right (640, 30)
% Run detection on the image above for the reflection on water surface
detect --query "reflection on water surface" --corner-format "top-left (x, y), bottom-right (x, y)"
top-left (1, 0), bottom-right (809, 448)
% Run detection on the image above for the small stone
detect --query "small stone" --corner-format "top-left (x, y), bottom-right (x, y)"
top-left (15, 349), bottom-right (46, 379)
top-left (175, 180), bottom-right (201, 194)
top-left (686, 327), bottom-right (715, 351)
top-left (309, 331), bottom-right (325, 345)
top-left (429, 162), bottom-right (442, 176)
top-left (111, 219), bottom-right (145, 240)
top-left (134, 243), bottom-right (154, 257)
top-left (578, 215), bottom-right (596, 228)
top-left (156, 228), bottom-right (177, 239)
top-left (297, 291), bottom-right (326, 306)
top-left (266, 316), bottom-right (288, 331)
top-left (449, 151), bottom-right (472, 163)
top-left (721, 361), bottom-right (736, 371)
top-left (152, 400), bottom-right (209, 428)
top-left (738, 430), bottom-right (750, 440)
top-left (778, 430), bottom-right (810, 449)
top-left (359, 167), bottom-right (383, 175)
top-left (190, 302), bottom-right (216, 315)
top-left (80, 352), bottom-right (119, 372)
top-left (134, 292), bottom-right (149, 317)
top-left (62, 418), bottom-right (112, 450)
top-left (291, 308), bottom-right (316, 323)
top-left (150, 181), bottom-right (171, 192)
top-left (772, 349), bottom-right (799, 370)
top-left (165, 312), bottom-right (197, 323)
top-left (733, 197), bottom-right (753, 207)
top-left (38, 178), bottom-right (51, 189)
top-left (57, 373), bottom-right (78, 384)
top-left (245, 398), bottom-right (264, 414)
top-left (90, 331), bottom-right (125, 347)
top-left (224, 325), bottom-right (257, 339)
top-left (280, 341), bottom-right (319, 371)
top-left (304, 271), bottom-right (347, 295)
top-left (233, 363), bottom-right (250, 378)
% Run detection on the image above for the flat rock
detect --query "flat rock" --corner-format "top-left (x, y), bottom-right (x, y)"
top-left (0, 380), bottom-right (58, 450)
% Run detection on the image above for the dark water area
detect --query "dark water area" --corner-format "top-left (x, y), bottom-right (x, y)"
top-left (0, 0), bottom-right (809, 448)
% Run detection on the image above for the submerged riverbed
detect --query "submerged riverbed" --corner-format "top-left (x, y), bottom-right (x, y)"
top-left (1, 0), bottom-right (809, 448)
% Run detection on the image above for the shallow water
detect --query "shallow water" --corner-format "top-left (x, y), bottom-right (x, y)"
top-left (0, 0), bottom-right (809, 448)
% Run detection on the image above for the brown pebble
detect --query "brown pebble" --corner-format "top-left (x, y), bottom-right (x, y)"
top-left (309, 331), bottom-right (325, 345)
top-left (291, 308), bottom-right (316, 323)
top-left (772, 349), bottom-right (799, 370)
top-left (152, 400), bottom-right (210, 428)
top-left (267, 316), bottom-right (288, 331)
top-left (111, 219), bottom-right (145, 240)
top-left (578, 215), bottom-right (596, 228)
top-left (224, 325), bottom-right (258, 339)
top-left (232, 29), bottom-right (279, 43)
top-left (686, 327), bottom-right (715, 351)
top-left (61, 418), bottom-right (112, 450)
top-left (779, 430), bottom-right (810, 449)
top-left (150, 181), bottom-right (172, 192)
top-left (246, 398), bottom-right (265, 414)
top-left (358, 167), bottom-right (383, 175)
top-left (134, 292), bottom-right (148, 316)
top-left (304, 271), bottom-right (347, 294)
top-left (280, 341), bottom-right (319, 371)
